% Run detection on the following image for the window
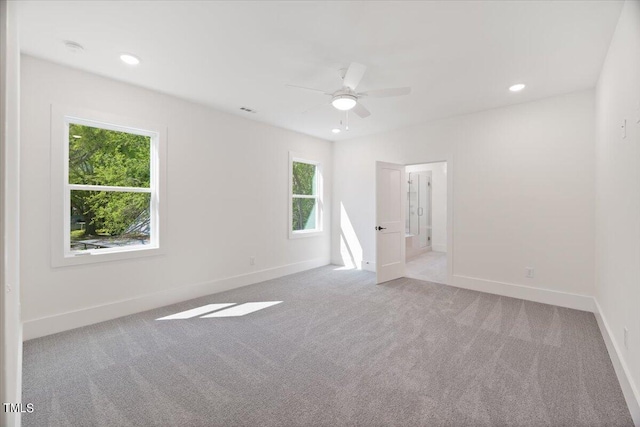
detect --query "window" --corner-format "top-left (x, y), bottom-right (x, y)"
top-left (289, 153), bottom-right (322, 237)
top-left (51, 106), bottom-right (166, 266)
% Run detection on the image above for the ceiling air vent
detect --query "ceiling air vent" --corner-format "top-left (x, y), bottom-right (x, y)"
top-left (240, 107), bottom-right (257, 113)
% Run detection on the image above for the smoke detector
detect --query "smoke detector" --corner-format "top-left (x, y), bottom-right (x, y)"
top-left (63, 40), bottom-right (84, 54)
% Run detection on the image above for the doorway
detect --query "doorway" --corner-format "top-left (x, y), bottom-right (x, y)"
top-left (404, 162), bottom-right (448, 284)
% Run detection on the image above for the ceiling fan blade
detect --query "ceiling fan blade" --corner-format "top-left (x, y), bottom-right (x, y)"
top-left (352, 102), bottom-right (371, 119)
top-left (343, 62), bottom-right (367, 90)
top-left (360, 87), bottom-right (411, 98)
top-left (286, 84), bottom-right (332, 95)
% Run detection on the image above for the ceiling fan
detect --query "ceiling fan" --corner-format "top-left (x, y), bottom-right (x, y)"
top-left (286, 62), bottom-right (411, 119)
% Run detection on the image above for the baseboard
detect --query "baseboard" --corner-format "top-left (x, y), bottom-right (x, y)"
top-left (361, 260), bottom-right (376, 272)
top-left (452, 274), bottom-right (596, 312)
top-left (594, 300), bottom-right (640, 426)
top-left (432, 244), bottom-right (447, 253)
top-left (23, 258), bottom-right (329, 340)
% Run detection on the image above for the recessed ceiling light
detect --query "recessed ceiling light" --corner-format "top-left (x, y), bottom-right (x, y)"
top-left (332, 128), bottom-right (341, 134)
top-left (331, 95), bottom-right (357, 111)
top-left (63, 40), bottom-right (84, 54)
top-left (509, 83), bottom-right (526, 92)
top-left (120, 54), bottom-right (140, 66)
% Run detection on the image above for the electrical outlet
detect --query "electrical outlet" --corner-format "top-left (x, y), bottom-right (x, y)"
top-left (624, 327), bottom-right (629, 349)
top-left (249, 256), bottom-right (255, 266)
top-left (525, 267), bottom-right (534, 278)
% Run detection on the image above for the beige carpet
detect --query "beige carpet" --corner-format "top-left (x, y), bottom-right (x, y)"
top-left (22, 266), bottom-right (632, 426)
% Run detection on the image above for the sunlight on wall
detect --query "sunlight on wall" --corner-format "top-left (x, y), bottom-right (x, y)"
top-left (339, 202), bottom-right (363, 269)
top-left (339, 235), bottom-right (356, 269)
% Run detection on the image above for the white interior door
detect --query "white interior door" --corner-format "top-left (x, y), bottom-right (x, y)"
top-left (376, 161), bottom-right (406, 284)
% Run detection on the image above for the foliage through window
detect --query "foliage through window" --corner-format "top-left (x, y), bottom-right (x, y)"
top-left (291, 158), bottom-right (321, 234)
top-left (67, 121), bottom-right (156, 253)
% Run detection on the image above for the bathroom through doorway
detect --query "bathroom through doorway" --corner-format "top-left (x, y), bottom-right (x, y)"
top-left (405, 161), bottom-right (448, 284)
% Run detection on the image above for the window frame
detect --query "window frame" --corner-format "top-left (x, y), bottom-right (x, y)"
top-left (51, 105), bottom-right (167, 267)
top-left (288, 152), bottom-right (323, 239)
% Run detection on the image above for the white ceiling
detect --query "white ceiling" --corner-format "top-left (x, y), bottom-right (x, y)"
top-left (18, 1), bottom-right (623, 141)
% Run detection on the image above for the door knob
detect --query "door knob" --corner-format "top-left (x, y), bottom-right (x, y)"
top-left (375, 226), bottom-right (387, 231)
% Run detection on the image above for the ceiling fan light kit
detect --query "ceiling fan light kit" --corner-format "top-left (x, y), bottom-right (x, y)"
top-left (332, 94), bottom-right (357, 111)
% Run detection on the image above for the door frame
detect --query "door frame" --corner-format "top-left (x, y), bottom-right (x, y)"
top-left (1, 1), bottom-right (23, 426)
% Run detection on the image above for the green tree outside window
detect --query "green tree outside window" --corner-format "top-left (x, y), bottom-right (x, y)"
top-left (68, 124), bottom-right (151, 248)
top-left (292, 161), bottom-right (318, 231)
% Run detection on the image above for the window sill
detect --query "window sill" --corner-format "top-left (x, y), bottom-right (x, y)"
top-left (52, 245), bottom-right (164, 267)
top-left (289, 230), bottom-right (323, 239)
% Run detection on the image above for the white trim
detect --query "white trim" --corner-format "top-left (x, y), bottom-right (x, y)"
top-left (50, 105), bottom-right (168, 267)
top-left (289, 151), bottom-right (324, 238)
top-left (361, 260), bottom-right (376, 272)
top-left (23, 257), bottom-right (329, 340)
top-left (1, 1), bottom-right (22, 425)
top-left (432, 244), bottom-right (447, 252)
top-left (289, 228), bottom-right (323, 238)
top-left (445, 159), bottom-right (454, 290)
top-left (64, 115), bottom-right (160, 138)
top-left (451, 274), bottom-right (596, 312)
top-left (68, 184), bottom-right (151, 193)
top-left (594, 300), bottom-right (640, 426)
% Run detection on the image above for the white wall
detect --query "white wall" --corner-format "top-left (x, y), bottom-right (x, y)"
top-left (332, 90), bottom-right (596, 309)
top-left (595, 0), bottom-right (640, 422)
top-left (1, 1), bottom-right (22, 426)
top-left (406, 162), bottom-right (447, 252)
top-left (20, 56), bottom-right (333, 339)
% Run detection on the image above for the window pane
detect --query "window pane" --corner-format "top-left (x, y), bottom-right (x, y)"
top-left (69, 123), bottom-right (151, 187)
top-left (292, 197), bottom-right (317, 231)
top-left (70, 190), bottom-right (150, 251)
top-left (292, 162), bottom-right (316, 195)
